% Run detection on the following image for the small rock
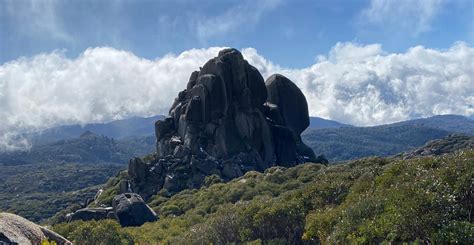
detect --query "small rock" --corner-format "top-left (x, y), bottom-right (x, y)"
top-left (173, 145), bottom-right (191, 159)
top-left (68, 207), bottom-right (114, 222)
top-left (191, 156), bottom-right (218, 175)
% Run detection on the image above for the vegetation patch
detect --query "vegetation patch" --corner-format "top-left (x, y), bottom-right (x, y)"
top-left (52, 149), bottom-right (474, 244)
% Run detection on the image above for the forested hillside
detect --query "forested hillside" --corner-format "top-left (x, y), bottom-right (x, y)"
top-left (0, 132), bottom-right (154, 166)
top-left (0, 163), bottom-right (123, 223)
top-left (303, 124), bottom-right (451, 162)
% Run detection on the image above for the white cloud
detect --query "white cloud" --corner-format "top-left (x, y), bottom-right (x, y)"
top-left (271, 42), bottom-right (473, 126)
top-left (359, 0), bottom-right (444, 36)
top-left (195, 0), bottom-right (282, 42)
top-left (0, 47), bottom-right (223, 150)
top-left (0, 43), bottom-right (473, 151)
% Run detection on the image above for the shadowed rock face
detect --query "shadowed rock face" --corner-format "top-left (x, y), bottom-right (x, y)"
top-left (112, 193), bottom-right (157, 227)
top-left (128, 48), bottom-right (317, 198)
top-left (265, 74), bottom-right (310, 135)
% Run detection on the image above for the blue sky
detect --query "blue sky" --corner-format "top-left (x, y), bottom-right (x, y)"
top-left (1, 0), bottom-right (472, 67)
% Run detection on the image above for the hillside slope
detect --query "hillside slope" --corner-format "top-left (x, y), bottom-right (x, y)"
top-left (30, 115), bottom-right (163, 144)
top-left (52, 135), bottom-right (474, 244)
top-left (0, 163), bottom-right (123, 223)
top-left (0, 132), bottom-right (154, 166)
top-left (0, 132), bottom-right (154, 222)
top-left (308, 116), bottom-right (352, 129)
top-left (303, 124), bottom-right (451, 162)
top-left (395, 114), bottom-right (474, 135)
top-left (303, 115), bottom-right (474, 162)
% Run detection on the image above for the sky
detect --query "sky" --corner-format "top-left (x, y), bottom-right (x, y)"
top-left (1, 0), bottom-right (473, 67)
top-left (0, 0), bottom-right (473, 151)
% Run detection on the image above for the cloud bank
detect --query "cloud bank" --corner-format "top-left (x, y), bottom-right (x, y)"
top-left (0, 43), bottom-right (473, 151)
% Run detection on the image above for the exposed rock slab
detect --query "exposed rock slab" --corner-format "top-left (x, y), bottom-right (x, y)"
top-left (0, 212), bottom-right (71, 245)
top-left (403, 134), bottom-right (474, 159)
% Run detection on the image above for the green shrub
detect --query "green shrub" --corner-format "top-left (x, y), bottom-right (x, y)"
top-left (53, 220), bottom-right (133, 245)
top-left (52, 150), bottom-right (473, 244)
top-left (432, 221), bottom-right (474, 244)
top-left (303, 150), bottom-right (474, 244)
top-left (203, 174), bottom-right (223, 187)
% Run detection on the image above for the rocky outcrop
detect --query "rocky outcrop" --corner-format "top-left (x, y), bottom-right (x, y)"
top-left (67, 207), bottom-right (115, 222)
top-left (0, 212), bottom-right (71, 245)
top-left (112, 193), bottom-right (157, 227)
top-left (67, 193), bottom-right (156, 227)
top-left (127, 48), bottom-right (319, 199)
top-left (402, 134), bottom-right (474, 159)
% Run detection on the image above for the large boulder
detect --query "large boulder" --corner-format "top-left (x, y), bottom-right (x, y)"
top-left (112, 193), bottom-right (157, 227)
top-left (0, 212), bottom-right (71, 245)
top-left (265, 74), bottom-right (310, 135)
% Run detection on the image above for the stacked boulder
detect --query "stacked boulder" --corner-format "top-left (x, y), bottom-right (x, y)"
top-left (128, 48), bottom-right (318, 199)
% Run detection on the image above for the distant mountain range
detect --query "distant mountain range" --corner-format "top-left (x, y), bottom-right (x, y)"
top-left (1, 114), bottom-right (472, 166)
top-left (309, 117), bottom-right (352, 129)
top-left (303, 114), bottom-right (473, 162)
top-left (0, 132), bottom-right (154, 166)
top-left (30, 115), bottom-right (345, 144)
top-left (393, 114), bottom-right (474, 135)
top-left (1, 115), bottom-right (347, 165)
top-left (30, 115), bottom-right (163, 144)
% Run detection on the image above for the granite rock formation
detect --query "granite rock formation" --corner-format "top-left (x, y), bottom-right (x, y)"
top-left (402, 134), bottom-right (474, 159)
top-left (0, 212), bottom-right (72, 245)
top-left (127, 48), bottom-right (318, 199)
